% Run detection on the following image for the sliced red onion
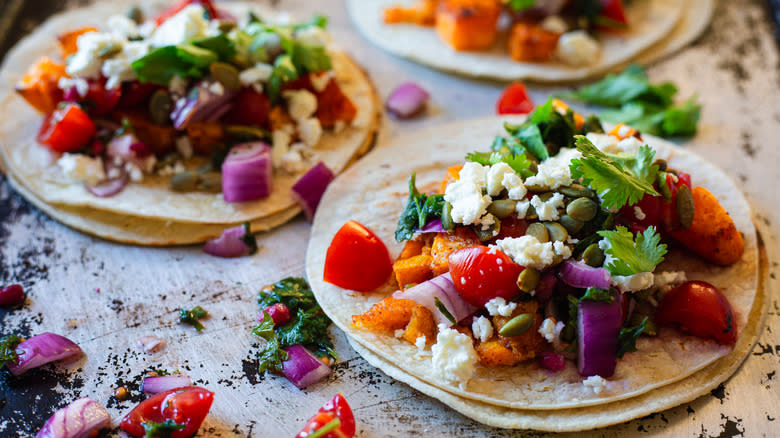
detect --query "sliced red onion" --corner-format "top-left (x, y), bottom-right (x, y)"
top-left (534, 273), bottom-right (558, 304)
top-left (203, 224), bottom-right (253, 258)
top-left (141, 374), bottom-right (192, 394)
top-left (261, 303), bottom-right (291, 326)
top-left (171, 80), bottom-right (238, 129)
top-left (291, 162), bottom-right (335, 221)
top-left (7, 333), bottom-right (82, 376)
top-left (281, 345), bottom-right (332, 389)
top-left (559, 260), bottom-right (611, 290)
top-left (221, 142), bottom-right (273, 202)
top-left (417, 219), bottom-right (445, 234)
top-left (137, 335), bottom-right (165, 354)
top-left (539, 351), bottom-right (565, 372)
top-left (386, 82), bottom-right (429, 118)
top-left (392, 273), bottom-right (477, 326)
top-left (577, 291), bottom-right (623, 377)
top-left (0, 284), bottom-right (25, 307)
top-left (85, 161), bottom-right (128, 198)
top-left (36, 397), bottom-right (110, 438)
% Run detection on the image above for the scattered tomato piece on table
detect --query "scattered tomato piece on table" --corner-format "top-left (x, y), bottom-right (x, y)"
top-left (120, 386), bottom-right (214, 438)
top-left (295, 393), bottom-right (356, 438)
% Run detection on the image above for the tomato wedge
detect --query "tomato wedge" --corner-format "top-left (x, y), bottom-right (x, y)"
top-left (655, 281), bottom-right (737, 345)
top-left (37, 103), bottom-right (96, 153)
top-left (120, 386), bottom-right (214, 438)
top-left (81, 79), bottom-right (122, 116)
top-left (496, 82), bottom-right (534, 115)
top-left (324, 221), bottom-right (392, 292)
top-left (448, 245), bottom-right (523, 307)
top-left (295, 393), bottom-right (356, 438)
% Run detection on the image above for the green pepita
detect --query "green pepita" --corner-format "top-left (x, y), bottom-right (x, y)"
top-left (566, 197), bottom-right (598, 222)
top-left (559, 184), bottom-right (595, 198)
top-left (170, 171), bottom-right (200, 192)
top-left (544, 222), bottom-right (569, 242)
top-left (524, 205), bottom-right (538, 220)
top-left (525, 184), bottom-right (548, 193)
top-left (197, 172), bottom-right (222, 192)
top-left (676, 184), bottom-right (695, 229)
top-left (210, 62), bottom-right (240, 91)
top-left (525, 222), bottom-right (549, 243)
top-left (441, 202), bottom-right (455, 232)
top-left (657, 171), bottom-right (672, 201)
top-left (126, 6), bottom-right (143, 24)
top-left (559, 215), bottom-right (584, 234)
top-left (476, 220), bottom-right (500, 242)
top-left (499, 313), bottom-right (535, 337)
top-left (538, 192), bottom-right (555, 202)
top-left (97, 43), bottom-right (121, 59)
top-left (560, 325), bottom-right (575, 343)
top-left (148, 89), bottom-right (173, 126)
top-left (225, 125), bottom-right (269, 140)
top-left (652, 158), bottom-right (668, 172)
top-left (516, 268), bottom-right (540, 293)
top-left (581, 243), bottom-right (605, 267)
top-left (488, 199), bottom-right (517, 219)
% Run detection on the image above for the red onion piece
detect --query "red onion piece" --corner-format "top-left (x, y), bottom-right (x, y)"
top-left (290, 162), bottom-right (335, 221)
top-left (261, 303), bottom-right (291, 326)
top-left (577, 291), bottom-right (622, 377)
top-left (36, 398), bottom-right (110, 438)
top-left (221, 142), bottom-right (273, 202)
top-left (386, 82), bottom-right (429, 118)
top-left (203, 225), bottom-right (252, 258)
top-left (0, 284), bottom-right (25, 307)
top-left (7, 333), bottom-right (83, 376)
top-left (539, 351), bottom-right (566, 372)
top-left (137, 335), bottom-right (165, 354)
top-left (393, 273), bottom-right (477, 326)
top-left (141, 374), bottom-right (193, 394)
top-left (418, 219), bottom-right (445, 234)
top-left (107, 133), bottom-right (139, 162)
top-left (85, 161), bottom-right (128, 198)
top-left (171, 80), bottom-right (238, 129)
top-left (281, 345), bottom-right (332, 389)
top-left (559, 260), bottom-right (611, 290)
top-left (534, 274), bottom-right (557, 304)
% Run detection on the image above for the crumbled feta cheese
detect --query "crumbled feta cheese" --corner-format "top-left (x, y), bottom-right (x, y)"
top-left (101, 41), bottom-right (150, 89)
top-left (598, 238), bottom-right (615, 268)
top-left (525, 161), bottom-right (573, 190)
top-left (175, 137), bottom-right (194, 159)
top-left (633, 206), bottom-right (646, 221)
top-left (555, 30), bottom-right (601, 66)
top-left (271, 129), bottom-right (293, 168)
top-left (540, 15), bottom-right (568, 34)
top-left (583, 375), bottom-right (608, 395)
top-left (150, 5), bottom-right (209, 47)
top-left (515, 199), bottom-right (531, 218)
top-left (484, 297), bottom-right (517, 317)
top-left (486, 162), bottom-right (514, 196)
top-left (310, 71), bottom-right (334, 92)
top-left (553, 240), bottom-right (573, 260)
top-left (501, 172), bottom-right (527, 200)
top-left (239, 63), bottom-right (273, 85)
top-left (394, 329), bottom-right (405, 338)
top-left (283, 89), bottom-right (318, 122)
top-left (290, 142), bottom-right (315, 159)
top-left (459, 161), bottom-right (488, 187)
top-left (479, 213), bottom-right (497, 232)
top-left (616, 136), bottom-right (643, 155)
top-left (127, 164), bottom-right (144, 182)
top-left (530, 192), bottom-right (565, 221)
top-left (138, 21), bottom-right (156, 39)
top-left (415, 335), bottom-right (427, 352)
top-left (297, 117), bottom-right (323, 147)
top-left (586, 132), bottom-right (620, 153)
top-left (280, 149), bottom-right (306, 174)
top-left (471, 316), bottom-right (494, 343)
top-left (209, 81), bottom-right (225, 96)
top-left (58, 77), bottom-right (89, 97)
top-left (295, 25), bottom-right (331, 47)
top-left (538, 318), bottom-right (558, 343)
top-left (494, 235), bottom-right (571, 270)
top-left (652, 271), bottom-right (687, 295)
top-left (107, 14), bottom-right (139, 39)
top-left (611, 272), bottom-right (654, 292)
top-left (444, 163), bottom-right (492, 226)
top-left (66, 32), bottom-right (125, 78)
top-left (431, 325), bottom-right (479, 389)
top-left (57, 154), bottom-right (105, 186)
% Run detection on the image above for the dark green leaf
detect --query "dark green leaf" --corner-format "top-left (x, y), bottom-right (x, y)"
top-left (617, 317), bottom-right (648, 358)
top-left (580, 287), bottom-right (614, 303)
top-left (506, 0), bottom-right (536, 12)
top-left (178, 306), bottom-right (208, 332)
top-left (579, 115), bottom-right (605, 134)
top-left (660, 96), bottom-right (700, 136)
top-left (193, 34), bottom-right (237, 61)
top-left (434, 297), bottom-right (456, 324)
top-left (143, 419), bottom-right (185, 438)
top-left (0, 334), bottom-right (22, 368)
top-left (293, 43), bottom-right (332, 73)
top-left (597, 226), bottom-right (667, 276)
top-left (395, 173), bottom-right (444, 242)
top-left (514, 123), bottom-right (548, 161)
top-left (132, 46), bottom-right (211, 86)
top-left (529, 97), bottom-right (554, 124)
top-left (258, 277), bottom-right (316, 312)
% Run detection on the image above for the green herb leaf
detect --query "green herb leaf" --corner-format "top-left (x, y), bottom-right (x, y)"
top-left (529, 97), bottom-right (554, 124)
top-left (178, 306), bottom-right (208, 332)
top-left (0, 334), bottom-right (23, 368)
top-left (132, 45), bottom-right (216, 86)
top-left (292, 14), bottom-right (329, 30)
top-left (610, 144), bottom-right (660, 187)
top-left (292, 43), bottom-right (332, 74)
top-left (617, 316), bottom-right (648, 358)
top-left (193, 34), bottom-right (237, 61)
top-left (513, 123), bottom-right (549, 161)
top-left (394, 174), bottom-right (444, 242)
top-left (465, 151), bottom-right (533, 177)
top-left (266, 53), bottom-right (298, 101)
top-left (143, 419), bottom-right (186, 438)
top-left (563, 64), bottom-right (675, 107)
top-left (241, 222), bottom-right (259, 255)
top-left (505, 0), bottom-right (536, 12)
top-left (597, 226), bottom-right (667, 276)
top-left (580, 287), bottom-right (614, 303)
top-left (434, 297), bottom-right (456, 324)
top-left (258, 277), bottom-right (316, 312)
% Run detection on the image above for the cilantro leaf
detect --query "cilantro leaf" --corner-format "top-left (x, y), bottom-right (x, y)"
top-left (617, 316), bottom-right (648, 358)
top-left (143, 419), bottom-right (185, 438)
top-left (253, 312), bottom-right (288, 373)
top-left (513, 123), bottom-right (548, 161)
top-left (395, 174), bottom-right (444, 242)
top-left (570, 136), bottom-right (659, 209)
top-left (564, 64), bottom-right (675, 107)
top-left (267, 53), bottom-right (298, 101)
top-left (465, 151), bottom-right (533, 177)
top-left (580, 287), bottom-right (614, 303)
top-left (529, 97), bottom-right (554, 124)
top-left (610, 145), bottom-right (660, 186)
top-left (132, 45), bottom-right (214, 85)
top-left (193, 34), bottom-right (237, 61)
top-left (258, 277), bottom-right (315, 312)
top-left (506, 0), bottom-right (536, 12)
top-left (178, 306), bottom-right (208, 332)
top-left (434, 297), bottom-right (456, 324)
top-left (597, 226), bottom-right (667, 276)
top-left (0, 334), bottom-right (22, 368)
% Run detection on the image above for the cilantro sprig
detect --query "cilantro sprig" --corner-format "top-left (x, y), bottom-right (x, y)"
top-left (178, 306), bottom-right (209, 332)
top-left (0, 334), bottom-right (22, 368)
top-left (143, 419), bottom-right (186, 438)
top-left (466, 151), bottom-right (533, 177)
top-left (617, 317), bottom-right (649, 358)
top-left (597, 226), bottom-right (667, 276)
top-left (394, 174), bottom-right (445, 242)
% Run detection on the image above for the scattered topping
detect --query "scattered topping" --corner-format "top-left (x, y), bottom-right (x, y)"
top-left (472, 316), bottom-right (494, 343)
top-left (221, 142), bottom-right (273, 203)
top-left (386, 82), bottom-right (430, 118)
top-left (393, 273), bottom-right (477, 326)
top-left (119, 386), bottom-right (214, 438)
top-left (538, 317), bottom-right (558, 344)
top-left (5, 332), bottom-right (82, 376)
top-left (291, 162), bottom-right (335, 221)
top-left (137, 335), bottom-right (166, 354)
top-left (539, 351), bottom-right (565, 372)
top-left (396, 174), bottom-right (446, 241)
top-left (324, 221), bottom-right (392, 292)
top-left (114, 387), bottom-right (130, 400)
top-left (262, 303), bottom-right (292, 326)
top-left (559, 260), bottom-right (611, 290)
top-left (36, 398), bottom-right (110, 438)
top-left (484, 297), bottom-right (516, 317)
top-left (0, 334), bottom-right (23, 369)
top-left (597, 226), bottom-right (666, 276)
top-left (577, 290), bottom-right (622, 377)
top-left (295, 393), bottom-right (356, 438)
top-left (281, 344), bottom-right (333, 389)
top-left (178, 306), bottom-right (209, 332)
top-left (142, 374), bottom-right (193, 395)
top-left (203, 223), bottom-right (258, 258)
top-left (582, 374), bottom-right (607, 395)
top-left (0, 284), bottom-right (25, 307)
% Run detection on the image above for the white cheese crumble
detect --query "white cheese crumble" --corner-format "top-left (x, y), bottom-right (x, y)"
top-left (652, 271), bottom-right (687, 295)
top-left (525, 162), bottom-right (572, 190)
top-left (149, 4), bottom-right (209, 47)
top-left (515, 199), bottom-right (531, 218)
top-left (540, 15), bottom-right (568, 34)
top-left (484, 297), bottom-right (516, 317)
top-left (611, 272), bottom-right (654, 292)
top-left (239, 63), bottom-right (273, 85)
top-left (494, 235), bottom-right (571, 270)
top-left (283, 89), bottom-right (318, 121)
top-left (530, 192), bottom-right (565, 221)
top-left (501, 172), bottom-right (527, 200)
top-left (583, 375), bottom-right (608, 395)
top-left (431, 325), bottom-right (479, 390)
top-left (280, 149), bottom-right (306, 174)
top-left (633, 206), bottom-right (647, 221)
top-left (310, 71), bottom-right (334, 92)
top-left (297, 117), bottom-right (323, 147)
top-left (415, 335), bottom-right (427, 352)
top-left (616, 136), bottom-right (643, 155)
top-left (295, 25), bottom-right (331, 47)
top-left (538, 318), bottom-right (558, 343)
top-left (444, 163), bottom-right (492, 226)
top-left (555, 30), bottom-right (601, 66)
top-left (486, 162), bottom-right (515, 197)
top-left (106, 14), bottom-right (139, 39)
top-left (66, 32), bottom-right (126, 78)
top-left (101, 41), bottom-right (150, 89)
top-left (57, 154), bottom-right (105, 186)
top-left (586, 132), bottom-right (620, 153)
top-left (271, 129), bottom-right (293, 169)
top-left (471, 316), bottom-right (494, 343)
top-left (57, 77), bottom-right (89, 97)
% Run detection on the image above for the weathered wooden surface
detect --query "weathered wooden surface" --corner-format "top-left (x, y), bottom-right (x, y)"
top-left (1, 0), bottom-right (778, 436)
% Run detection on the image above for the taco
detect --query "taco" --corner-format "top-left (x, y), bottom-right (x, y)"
top-left (0, 0), bottom-right (379, 243)
top-left (347, 0), bottom-right (687, 81)
top-left (305, 106), bottom-right (759, 415)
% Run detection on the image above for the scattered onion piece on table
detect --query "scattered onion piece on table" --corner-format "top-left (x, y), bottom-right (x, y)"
top-left (36, 397), bottom-right (110, 438)
top-left (137, 335), bottom-right (165, 354)
top-left (559, 260), bottom-right (611, 290)
top-left (221, 142), bottom-right (273, 202)
top-left (291, 162), bottom-right (334, 221)
top-left (142, 374), bottom-right (193, 395)
top-left (203, 223), bottom-right (257, 258)
top-left (0, 284), bottom-right (25, 307)
top-left (7, 332), bottom-right (82, 376)
top-left (282, 344), bottom-right (332, 389)
top-left (386, 82), bottom-right (429, 118)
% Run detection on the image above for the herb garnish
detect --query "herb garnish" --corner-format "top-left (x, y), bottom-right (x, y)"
top-left (0, 334), bottom-right (22, 368)
top-left (580, 287), bottom-right (615, 303)
top-left (502, 97), bottom-right (579, 160)
top-left (178, 306), bottom-right (209, 332)
top-left (616, 317), bottom-right (649, 358)
top-left (597, 226), bottom-right (667, 276)
top-left (433, 297), bottom-right (456, 324)
top-left (394, 173), bottom-right (445, 242)
top-left (466, 150), bottom-right (533, 177)
top-left (142, 419), bottom-right (186, 438)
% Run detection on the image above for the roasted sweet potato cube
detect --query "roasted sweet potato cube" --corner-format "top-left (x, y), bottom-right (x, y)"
top-left (398, 239), bottom-right (426, 261)
top-left (352, 297), bottom-right (417, 332)
top-left (316, 79), bottom-right (357, 127)
top-left (493, 300), bottom-right (545, 362)
top-left (507, 22), bottom-right (560, 62)
top-left (430, 229), bottom-right (479, 275)
top-left (384, 0), bottom-right (438, 25)
top-left (402, 305), bottom-right (437, 345)
top-left (57, 27), bottom-right (98, 58)
top-left (15, 57), bottom-right (67, 114)
top-left (436, 0), bottom-right (501, 51)
top-left (186, 122), bottom-right (225, 156)
top-left (393, 253), bottom-right (434, 289)
top-left (476, 340), bottom-right (521, 367)
top-left (440, 164), bottom-right (463, 194)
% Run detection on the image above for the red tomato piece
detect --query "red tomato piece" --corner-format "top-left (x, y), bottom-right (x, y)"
top-left (655, 281), bottom-right (737, 345)
top-left (295, 393), bottom-right (356, 438)
top-left (661, 171), bottom-right (692, 231)
top-left (599, 0), bottom-right (628, 26)
top-left (81, 79), bottom-right (122, 116)
top-left (118, 81), bottom-right (160, 108)
top-left (155, 0), bottom-right (218, 25)
top-left (448, 245), bottom-right (523, 307)
top-left (496, 82), bottom-right (535, 115)
top-left (324, 221), bottom-right (393, 292)
top-left (37, 103), bottom-right (96, 153)
top-left (120, 386), bottom-right (214, 438)
top-left (224, 87), bottom-right (272, 127)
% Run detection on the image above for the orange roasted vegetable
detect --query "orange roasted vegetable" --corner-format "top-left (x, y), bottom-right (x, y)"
top-left (393, 253), bottom-right (434, 289)
top-left (436, 0), bottom-right (500, 51)
top-left (384, 0), bottom-right (437, 25)
top-left (186, 122), bottom-right (226, 155)
top-left (552, 98), bottom-right (584, 129)
top-left (668, 187), bottom-right (745, 266)
top-left (111, 110), bottom-right (176, 155)
top-left (398, 239), bottom-right (426, 260)
top-left (57, 27), bottom-right (98, 58)
top-left (430, 228), bottom-right (480, 275)
top-left (352, 297), bottom-right (418, 332)
top-left (402, 305), bottom-right (437, 345)
top-left (507, 22), bottom-right (560, 62)
top-left (440, 164), bottom-right (463, 194)
top-left (315, 79), bottom-right (357, 127)
top-left (15, 57), bottom-right (67, 114)
top-left (608, 123), bottom-right (639, 140)
top-left (476, 340), bottom-right (520, 367)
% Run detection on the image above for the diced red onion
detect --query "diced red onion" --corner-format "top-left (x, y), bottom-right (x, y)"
top-left (107, 133), bottom-right (139, 162)
top-left (559, 260), bottom-right (611, 290)
top-left (85, 161), bottom-right (128, 198)
top-left (534, 273), bottom-right (558, 304)
top-left (221, 142), bottom-right (273, 202)
top-left (171, 80), bottom-right (238, 129)
top-left (290, 162), bottom-right (335, 221)
top-left (577, 291), bottom-right (623, 377)
top-left (392, 273), bottom-right (477, 326)
top-left (62, 87), bottom-right (80, 102)
top-left (36, 398), bottom-right (110, 438)
top-left (261, 303), bottom-right (291, 326)
top-left (539, 351), bottom-right (565, 372)
top-left (512, 0), bottom-right (566, 19)
top-left (0, 284), bottom-right (25, 307)
top-left (141, 374), bottom-right (192, 394)
top-left (203, 225), bottom-right (252, 258)
top-left (7, 333), bottom-right (83, 376)
top-left (417, 219), bottom-right (445, 234)
top-left (281, 345), bottom-right (332, 389)
top-left (137, 335), bottom-right (165, 354)
top-left (386, 82), bottom-right (429, 118)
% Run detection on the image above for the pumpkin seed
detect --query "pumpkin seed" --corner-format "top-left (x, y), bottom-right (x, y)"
top-left (566, 197), bottom-right (598, 222)
top-left (149, 89), bottom-right (173, 126)
top-left (97, 43), bottom-right (121, 58)
top-left (526, 223), bottom-right (549, 243)
top-left (126, 6), bottom-right (143, 23)
top-left (516, 268), bottom-right (540, 293)
top-left (559, 215), bottom-right (584, 234)
top-left (559, 184), bottom-right (594, 198)
top-left (210, 62), bottom-right (240, 91)
top-left (441, 202), bottom-right (454, 232)
top-left (476, 220), bottom-right (500, 242)
top-left (499, 313), bottom-right (535, 337)
top-left (676, 184), bottom-right (695, 229)
top-left (525, 184), bottom-right (548, 193)
top-left (524, 205), bottom-right (538, 220)
top-left (538, 192), bottom-right (555, 202)
top-left (657, 171), bottom-right (672, 201)
top-left (225, 125), bottom-right (269, 140)
top-left (544, 222), bottom-right (568, 242)
top-left (170, 171), bottom-right (200, 192)
top-left (196, 162), bottom-right (214, 174)
top-left (652, 158), bottom-right (668, 172)
top-left (581, 243), bottom-right (605, 267)
top-left (197, 172), bottom-right (222, 193)
top-left (488, 199), bottom-right (517, 219)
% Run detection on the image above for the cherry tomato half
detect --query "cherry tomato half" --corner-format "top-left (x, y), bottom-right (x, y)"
top-left (496, 82), bottom-right (535, 115)
top-left (655, 281), bottom-right (737, 345)
top-left (448, 245), bottom-right (523, 307)
top-left (118, 81), bottom-right (160, 108)
top-left (78, 79), bottom-right (121, 116)
top-left (599, 0), bottom-right (628, 26)
top-left (324, 221), bottom-right (393, 292)
top-left (120, 386), bottom-right (214, 438)
top-left (295, 393), bottom-right (356, 438)
top-left (37, 103), bottom-right (96, 153)
top-left (224, 87), bottom-right (272, 127)
top-left (661, 171), bottom-right (692, 232)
